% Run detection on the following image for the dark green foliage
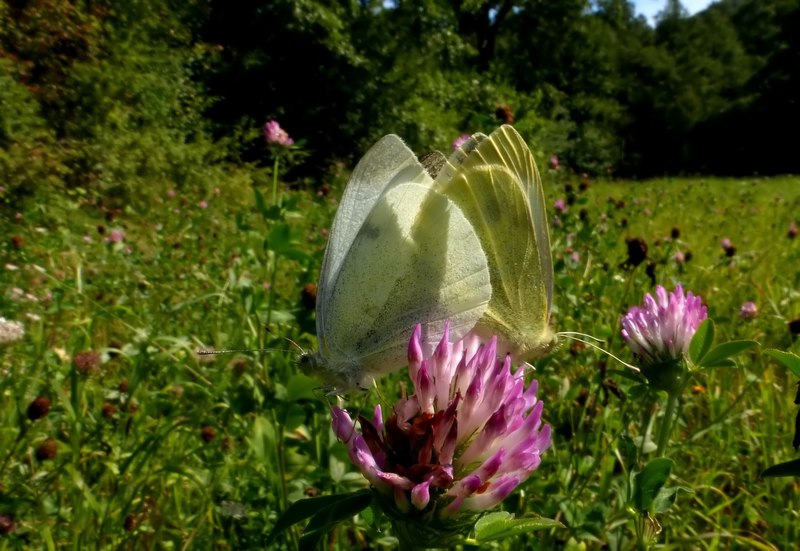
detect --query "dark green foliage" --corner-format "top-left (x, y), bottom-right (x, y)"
top-left (3, 0), bottom-right (799, 196)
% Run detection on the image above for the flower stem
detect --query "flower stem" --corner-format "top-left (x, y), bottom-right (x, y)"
top-left (656, 391), bottom-right (680, 457)
top-left (272, 156), bottom-right (280, 206)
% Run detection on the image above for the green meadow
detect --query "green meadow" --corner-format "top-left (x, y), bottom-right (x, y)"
top-left (2, 0), bottom-right (800, 547)
top-left (1, 173), bottom-right (798, 549)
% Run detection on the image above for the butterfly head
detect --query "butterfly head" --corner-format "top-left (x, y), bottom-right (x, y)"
top-left (297, 352), bottom-right (371, 393)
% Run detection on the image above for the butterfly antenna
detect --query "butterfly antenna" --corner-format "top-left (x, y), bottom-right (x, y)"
top-left (196, 348), bottom-right (276, 356)
top-left (283, 336), bottom-right (306, 354)
top-left (558, 331), bottom-right (641, 373)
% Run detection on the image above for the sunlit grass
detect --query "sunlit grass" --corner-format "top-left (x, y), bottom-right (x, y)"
top-left (1, 175), bottom-right (799, 549)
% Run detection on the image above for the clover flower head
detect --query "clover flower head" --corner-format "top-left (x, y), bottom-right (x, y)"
top-left (451, 134), bottom-right (471, 151)
top-left (0, 317), bottom-right (25, 345)
top-left (263, 120), bottom-right (294, 147)
top-left (332, 323), bottom-right (551, 542)
top-left (739, 301), bottom-right (758, 319)
top-left (621, 285), bottom-right (707, 367)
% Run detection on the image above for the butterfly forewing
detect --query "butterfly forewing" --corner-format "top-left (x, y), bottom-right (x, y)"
top-left (318, 181), bottom-right (491, 385)
top-left (317, 136), bottom-right (434, 335)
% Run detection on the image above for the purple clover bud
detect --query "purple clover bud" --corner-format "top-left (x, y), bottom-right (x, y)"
top-left (739, 301), bottom-right (758, 319)
top-left (621, 285), bottom-right (708, 393)
top-left (451, 134), bottom-right (471, 151)
top-left (263, 120), bottom-right (294, 147)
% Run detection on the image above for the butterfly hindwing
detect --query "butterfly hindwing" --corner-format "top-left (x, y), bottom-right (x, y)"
top-left (433, 125), bottom-right (556, 361)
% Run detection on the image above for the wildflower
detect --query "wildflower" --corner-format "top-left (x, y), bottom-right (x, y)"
top-left (332, 323), bottom-right (551, 545)
top-left (625, 237), bottom-right (648, 268)
top-left (197, 200), bottom-right (209, 209)
top-left (673, 251), bottom-right (685, 263)
top-left (302, 282), bottom-right (317, 310)
top-left (167, 189), bottom-right (177, 198)
top-left (74, 351), bottom-right (102, 374)
top-left (102, 402), bottom-right (116, 419)
top-left (671, 227), bottom-right (681, 239)
top-left (495, 104), bottom-right (514, 124)
top-left (263, 120), bottom-right (294, 147)
top-left (554, 198), bottom-right (568, 214)
top-left (0, 317), bottom-right (24, 345)
top-left (35, 437), bottom-right (58, 461)
top-left (83, 235), bottom-right (93, 243)
top-left (549, 155), bottom-right (560, 170)
top-left (720, 237), bottom-right (736, 257)
top-left (201, 425), bottom-right (217, 443)
top-left (645, 261), bottom-right (657, 286)
top-left (739, 301), bottom-right (758, 319)
top-left (621, 285), bottom-right (707, 393)
top-left (10, 235), bottom-right (23, 249)
top-left (106, 229), bottom-right (124, 243)
top-left (789, 222), bottom-right (798, 239)
top-left (0, 514), bottom-right (16, 535)
top-left (451, 134), bottom-right (471, 151)
top-left (27, 397), bottom-right (51, 421)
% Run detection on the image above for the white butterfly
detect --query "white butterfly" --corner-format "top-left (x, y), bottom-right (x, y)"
top-left (300, 125), bottom-right (555, 389)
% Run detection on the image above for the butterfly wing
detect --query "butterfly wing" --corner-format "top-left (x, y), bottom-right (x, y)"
top-left (315, 181), bottom-right (491, 387)
top-left (317, 135), bottom-right (433, 337)
top-left (433, 125), bottom-right (555, 361)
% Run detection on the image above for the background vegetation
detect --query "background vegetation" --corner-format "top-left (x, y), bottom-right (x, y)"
top-left (2, 0), bottom-right (800, 205)
top-left (1, 0), bottom-right (800, 549)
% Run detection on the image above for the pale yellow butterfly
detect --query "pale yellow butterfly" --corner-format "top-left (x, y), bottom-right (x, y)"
top-left (301, 125), bottom-right (556, 389)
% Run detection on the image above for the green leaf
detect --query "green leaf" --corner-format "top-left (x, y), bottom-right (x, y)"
top-left (618, 435), bottom-right (638, 471)
top-left (689, 319), bottom-right (714, 364)
top-left (698, 340), bottom-right (759, 368)
top-left (650, 484), bottom-right (693, 513)
top-left (633, 458), bottom-right (673, 514)
top-left (267, 490), bottom-right (372, 546)
top-left (761, 459), bottom-right (800, 478)
top-left (253, 188), bottom-right (267, 216)
top-left (700, 358), bottom-right (737, 368)
top-left (299, 491), bottom-right (374, 551)
top-left (764, 349), bottom-right (800, 378)
top-left (608, 368), bottom-right (646, 383)
top-left (474, 511), bottom-right (563, 542)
